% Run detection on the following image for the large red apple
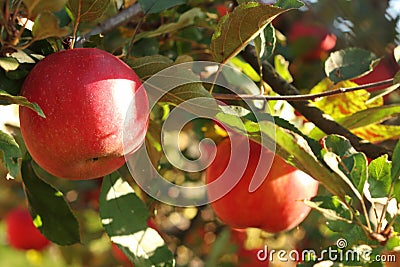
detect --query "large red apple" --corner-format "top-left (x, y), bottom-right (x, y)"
top-left (5, 208), bottom-right (50, 250)
top-left (206, 136), bottom-right (319, 233)
top-left (19, 48), bottom-right (148, 180)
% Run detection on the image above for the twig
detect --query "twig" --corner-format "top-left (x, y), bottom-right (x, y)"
top-left (75, 3), bottom-right (143, 46)
top-left (240, 46), bottom-right (392, 159)
top-left (212, 78), bottom-right (396, 101)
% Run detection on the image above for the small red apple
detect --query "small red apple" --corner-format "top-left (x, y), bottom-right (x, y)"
top-left (216, 4), bottom-right (229, 17)
top-left (206, 135), bottom-right (319, 233)
top-left (19, 48), bottom-right (149, 180)
top-left (288, 22), bottom-right (337, 60)
top-left (4, 208), bottom-right (50, 250)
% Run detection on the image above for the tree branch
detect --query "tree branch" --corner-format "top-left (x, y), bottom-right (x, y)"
top-left (212, 78), bottom-right (397, 101)
top-left (240, 45), bottom-right (392, 159)
top-left (75, 3), bottom-right (143, 46)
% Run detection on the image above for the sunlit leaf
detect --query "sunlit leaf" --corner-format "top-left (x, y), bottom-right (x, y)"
top-left (325, 48), bottom-right (379, 83)
top-left (0, 90), bottom-right (45, 117)
top-left (368, 155), bottom-right (392, 198)
top-left (337, 105), bottom-right (400, 130)
top-left (67, 0), bottom-right (111, 22)
top-left (304, 196), bottom-right (353, 232)
top-left (310, 78), bottom-right (382, 119)
top-left (0, 58), bottom-right (19, 71)
top-left (394, 45), bottom-right (400, 65)
top-left (0, 130), bottom-right (20, 179)
top-left (32, 11), bottom-right (71, 40)
top-left (352, 124), bottom-right (400, 143)
top-left (211, 2), bottom-right (297, 63)
top-left (274, 54), bottom-right (293, 83)
top-left (392, 140), bottom-right (400, 181)
top-left (23, 0), bottom-right (67, 18)
top-left (138, 0), bottom-right (185, 14)
top-left (22, 159), bottom-right (81, 245)
top-left (321, 135), bottom-right (368, 195)
top-left (99, 173), bottom-right (174, 266)
top-left (229, 57), bottom-right (260, 82)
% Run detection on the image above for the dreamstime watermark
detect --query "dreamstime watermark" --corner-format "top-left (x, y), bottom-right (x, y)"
top-left (122, 61), bottom-right (277, 207)
top-left (255, 238), bottom-right (397, 263)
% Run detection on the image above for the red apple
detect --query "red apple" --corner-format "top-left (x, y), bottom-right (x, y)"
top-left (206, 136), bottom-right (319, 233)
top-left (4, 208), bottom-right (50, 250)
top-left (288, 22), bottom-right (337, 60)
top-left (216, 4), bottom-right (229, 17)
top-left (19, 48), bottom-right (149, 180)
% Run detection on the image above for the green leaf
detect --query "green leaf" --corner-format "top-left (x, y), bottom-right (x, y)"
top-left (254, 23), bottom-right (276, 62)
top-left (229, 57), bottom-right (261, 82)
top-left (21, 159), bottom-right (80, 245)
top-left (205, 228), bottom-right (232, 266)
top-left (135, 8), bottom-right (205, 42)
top-left (0, 57), bottom-right (19, 71)
top-left (125, 55), bottom-right (173, 81)
top-left (385, 235), bottom-right (400, 251)
top-left (0, 90), bottom-right (45, 117)
top-left (138, 0), bottom-right (185, 14)
top-left (392, 140), bottom-right (400, 181)
top-left (304, 196), bottom-right (353, 232)
top-left (32, 11), bottom-right (71, 40)
top-left (67, 0), bottom-right (110, 22)
top-left (367, 155), bottom-right (392, 198)
top-left (211, 2), bottom-right (294, 63)
top-left (325, 48), bottom-right (379, 83)
top-left (22, 0), bottom-right (67, 18)
top-left (337, 105), bottom-right (400, 130)
top-left (273, 0), bottom-right (304, 9)
top-left (0, 70), bottom-right (24, 96)
top-left (145, 64), bottom-right (220, 116)
top-left (99, 173), bottom-right (174, 267)
top-left (321, 135), bottom-right (368, 195)
top-left (145, 120), bottom-right (162, 169)
top-left (274, 54), bottom-right (293, 83)
top-left (0, 130), bottom-right (21, 179)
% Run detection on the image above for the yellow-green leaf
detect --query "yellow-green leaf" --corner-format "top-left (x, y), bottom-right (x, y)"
top-left (352, 124), bottom-right (400, 143)
top-left (0, 57), bottom-right (19, 71)
top-left (32, 11), bottom-right (71, 40)
top-left (310, 78), bottom-right (383, 119)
